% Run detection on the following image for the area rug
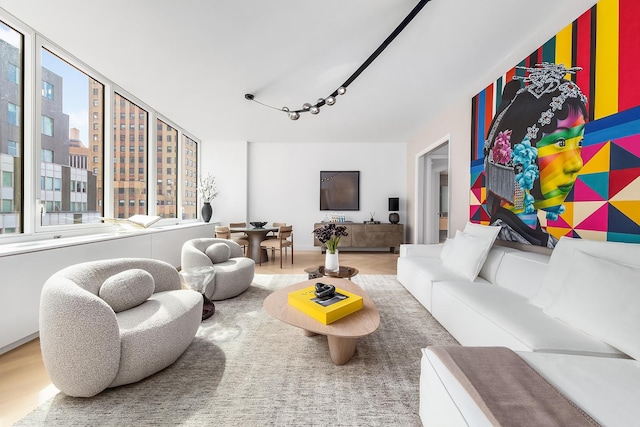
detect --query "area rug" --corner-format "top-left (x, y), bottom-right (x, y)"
top-left (15, 274), bottom-right (458, 426)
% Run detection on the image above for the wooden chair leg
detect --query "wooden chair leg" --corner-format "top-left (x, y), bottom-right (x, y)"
top-left (280, 247), bottom-right (283, 268)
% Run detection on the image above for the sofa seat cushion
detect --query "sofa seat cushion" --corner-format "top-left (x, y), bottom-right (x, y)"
top-left (431, 280), bottom-right (626, 357)
top-left (397, 256), bottom-right (479, 312)
top-left (111, 289), bottom-right (203, 387)
top-left (519, 352), bottom-right (640, 427)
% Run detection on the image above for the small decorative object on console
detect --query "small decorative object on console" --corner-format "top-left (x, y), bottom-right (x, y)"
top-left (388, 197), bottom-right (400, 224)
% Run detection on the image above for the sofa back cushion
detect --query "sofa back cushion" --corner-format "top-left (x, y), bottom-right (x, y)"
top-left (531, 237), bottom-right (640, 308)
top-left (442, 223), bottom-right (500, 281)
top-left (493, 251), bottom-right (550, 299)
top-left (478, 245), bottom-right (519, 284)
top-left (544, 250), bottom-right (640, 360)
top-left (439, 238), bottom-right (454, 260)
top-left (100, 269), bottom-right (155, 312)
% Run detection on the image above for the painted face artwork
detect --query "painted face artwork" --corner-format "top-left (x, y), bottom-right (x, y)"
top-left (535, 109), bottom-right (586, 211)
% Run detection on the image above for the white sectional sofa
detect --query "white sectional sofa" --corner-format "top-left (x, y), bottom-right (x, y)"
top-left (397, 224), bottom-right (640, 426)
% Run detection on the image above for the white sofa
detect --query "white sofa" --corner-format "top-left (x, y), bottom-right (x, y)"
top-left (397, 231), bottom-right (640, 426)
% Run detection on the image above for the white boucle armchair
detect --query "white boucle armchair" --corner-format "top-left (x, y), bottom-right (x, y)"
top-left (181, 238), bottom-right (255, 300)
top-left (39, 258), bottom-right (203, 397)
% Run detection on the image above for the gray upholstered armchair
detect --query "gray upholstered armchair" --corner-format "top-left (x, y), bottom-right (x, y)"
top-left (39, 258), bottom-right (203, 397)
top-left (181, 238), bottom-right (255, 300)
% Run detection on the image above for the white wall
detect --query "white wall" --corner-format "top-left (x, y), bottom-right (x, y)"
top-left (246, 142), bottom-right (407, 250)
top-left (407, 102), bottom-right (470, 242)
top-left (199, 141), bottom-right (248, 227)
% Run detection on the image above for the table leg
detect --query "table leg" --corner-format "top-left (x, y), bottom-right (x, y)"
top-left (201, 294), bottom-right (215, 321)
top-left (247, 231), bottom-right (269, 263)
top-left (327, 335), bottom-right (357, 365)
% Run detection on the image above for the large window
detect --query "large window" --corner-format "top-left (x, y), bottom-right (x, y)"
top-left (0, 22), bottom-right (23, 234)
top-left (0, 14), bottom-right (200, 239)
top-left (182, 135), bottom-right (198, 219)
top-left (40, 48), bottom-right (104, 226)
top-left (113, 93), bottom-right (147, 218)
top-left (156, 119), bottom-right (177, 218)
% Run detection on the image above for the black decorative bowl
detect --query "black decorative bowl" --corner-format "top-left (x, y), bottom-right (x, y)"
top-left (250, 221), bottom-right (268, 228)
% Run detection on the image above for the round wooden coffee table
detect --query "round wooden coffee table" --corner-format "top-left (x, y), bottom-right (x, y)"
top-left (304, 265), bottom-right (359, 280)
top-left (263, 277), bottom-right (379, 365)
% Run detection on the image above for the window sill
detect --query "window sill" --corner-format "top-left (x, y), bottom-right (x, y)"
top-left (0, 220), bottom-right (214, 257)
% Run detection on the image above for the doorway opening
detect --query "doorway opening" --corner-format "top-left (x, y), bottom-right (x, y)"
top-left (415, 136), bottom-right (450, 244)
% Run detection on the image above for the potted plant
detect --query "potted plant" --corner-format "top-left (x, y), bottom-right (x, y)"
top-left (312, 223), bottom-right (348, 273)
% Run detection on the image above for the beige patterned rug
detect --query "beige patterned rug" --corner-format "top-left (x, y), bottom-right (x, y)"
top-left (15, 274), bottom-right (458, 426)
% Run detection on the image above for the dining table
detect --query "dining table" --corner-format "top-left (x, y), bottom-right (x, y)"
top-left (230, 225), bottom-right (278, 263)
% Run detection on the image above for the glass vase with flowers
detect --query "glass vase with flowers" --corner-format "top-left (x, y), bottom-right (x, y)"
top-left (197, 173), bottom-right (219, 222)
top-left (312, 223), bottom-right (348, 273)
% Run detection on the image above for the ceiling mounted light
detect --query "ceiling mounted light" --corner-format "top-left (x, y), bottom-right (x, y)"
top-left (245, 0), bottom-right (431, 120)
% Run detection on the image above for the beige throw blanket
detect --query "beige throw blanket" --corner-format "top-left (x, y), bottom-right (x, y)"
top-left (429, 346), bottom-right (600, 426)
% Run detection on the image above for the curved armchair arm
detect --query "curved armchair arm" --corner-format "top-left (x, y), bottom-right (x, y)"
top-left (40, 276), bottom-right (120, 397)
top-left (181, 241), bottom-right (215, 271)
top-left (181, 238), bottom-right (244, 267)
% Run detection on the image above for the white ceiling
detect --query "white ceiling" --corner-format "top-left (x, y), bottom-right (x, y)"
top-left (0, 0), bottom-right (596, 144)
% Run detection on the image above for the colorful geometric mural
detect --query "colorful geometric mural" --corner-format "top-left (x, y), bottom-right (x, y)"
top-left (470, 0), bottom-right (640, 247)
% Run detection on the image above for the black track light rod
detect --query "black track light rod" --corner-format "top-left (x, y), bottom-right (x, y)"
top-left (245, 0), bottom-right (431, 120)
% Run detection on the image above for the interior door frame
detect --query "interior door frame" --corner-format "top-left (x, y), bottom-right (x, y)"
top-left (414, 134), bottom-right (450, 244)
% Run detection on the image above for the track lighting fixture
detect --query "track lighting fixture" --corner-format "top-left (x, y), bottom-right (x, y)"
top-left (245, 0), bottom-right (431, 120)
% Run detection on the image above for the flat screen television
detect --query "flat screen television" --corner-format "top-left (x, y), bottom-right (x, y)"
top-left (320, 171), bottom-right (359, 211)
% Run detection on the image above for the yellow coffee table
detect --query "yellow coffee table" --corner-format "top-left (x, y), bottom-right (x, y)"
top-left (263, 277), bottom-right (380, 365)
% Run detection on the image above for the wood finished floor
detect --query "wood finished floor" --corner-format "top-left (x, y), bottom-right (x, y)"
top-left (0, 250), bottom-right (398, 427)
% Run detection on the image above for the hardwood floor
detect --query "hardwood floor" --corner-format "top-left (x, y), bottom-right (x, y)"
top-left (0, 250), bottom-right (398, 426)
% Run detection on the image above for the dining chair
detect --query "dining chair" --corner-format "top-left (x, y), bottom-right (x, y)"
top-left (266, 222), bottom-right (286, 239)
top-left (229, 222), bottom-right (249, 254)
top-left (259, 225), bottom-right (293, 268)
top-left (214, 225), bottom-right (231, 239)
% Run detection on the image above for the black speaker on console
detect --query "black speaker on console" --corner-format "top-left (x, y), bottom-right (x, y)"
top-left (388, 197), bottom-right (400, 224)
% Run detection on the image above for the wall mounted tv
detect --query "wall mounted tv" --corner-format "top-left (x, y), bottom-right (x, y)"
top-left (320, 171), bottom-right (360, 211)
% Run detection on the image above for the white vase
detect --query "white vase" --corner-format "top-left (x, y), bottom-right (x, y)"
top-left (325, 250), bottom-right (339, 273)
